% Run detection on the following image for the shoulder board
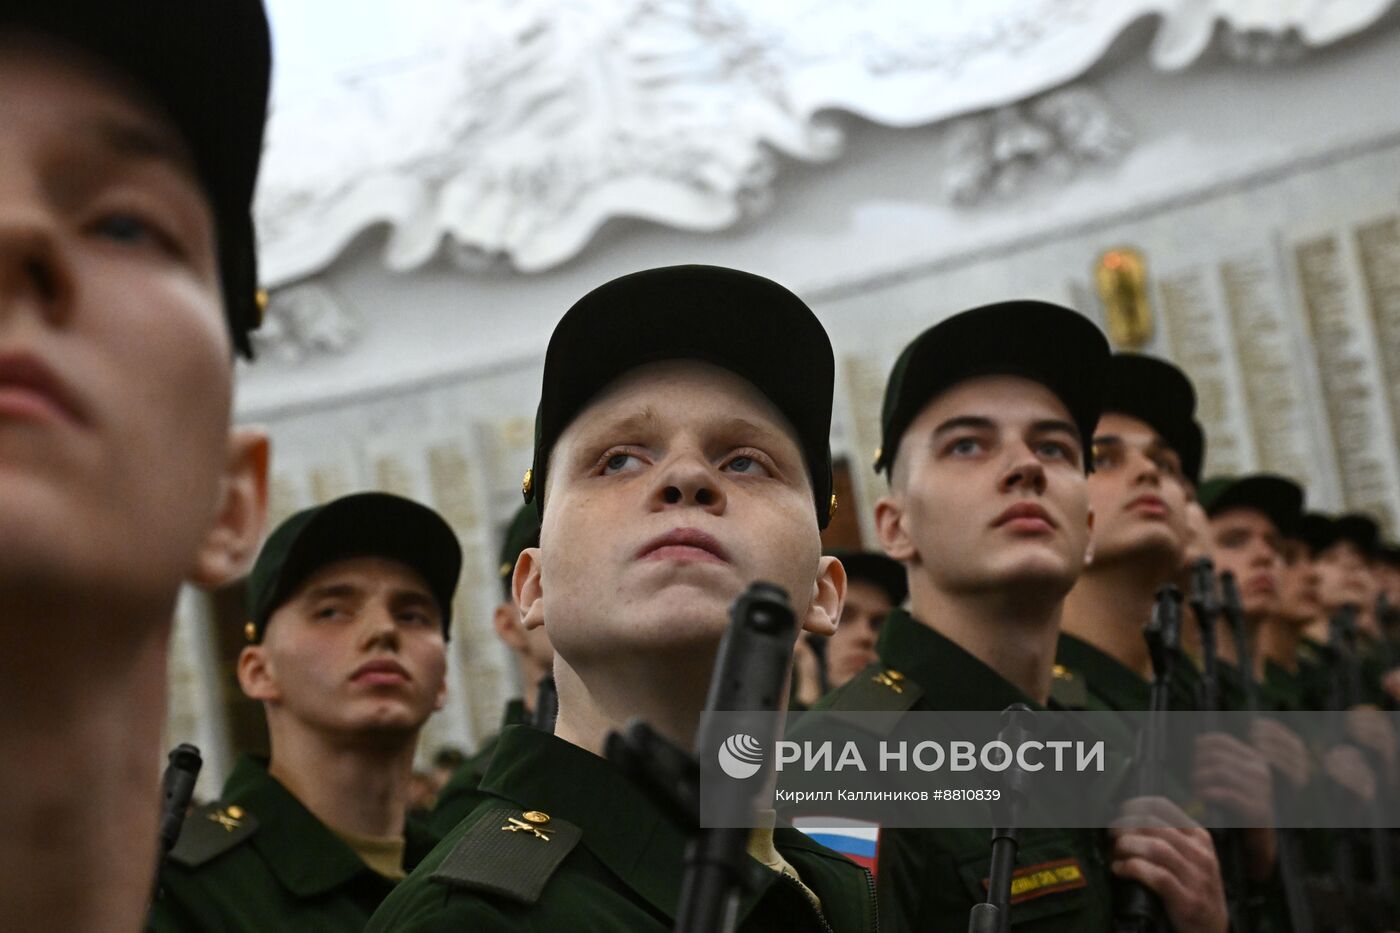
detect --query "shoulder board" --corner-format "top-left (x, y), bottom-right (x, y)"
top-left (1050, 664), bottom-right (1089, 710)
top-left (168, 802), bottom-right (258, 869)
top-left (819, 664), bottom-right (924, 736)
top-left (430, 806), bottom-right (581, 905)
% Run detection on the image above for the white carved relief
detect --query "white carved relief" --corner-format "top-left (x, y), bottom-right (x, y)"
top-left (941, 86), bottom-right (1133, 206)
top-left (255, 0), bottom-right (1397, 284)
top-left (252, 282), bottom-right (363, 363)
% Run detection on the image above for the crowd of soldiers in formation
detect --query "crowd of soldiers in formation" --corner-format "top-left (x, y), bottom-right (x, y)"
top-left (6, 3), bottom-right (1400, 933)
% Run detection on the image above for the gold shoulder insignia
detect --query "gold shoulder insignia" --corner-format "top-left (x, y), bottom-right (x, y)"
top-left (167, 802), bottom-right (258, 869)
top-left (432, 806), bottom-right (581, 904)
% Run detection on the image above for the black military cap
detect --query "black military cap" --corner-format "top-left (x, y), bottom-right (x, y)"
top-left (244, 493), bottom-right (462, 643)
top-left (1379, 543), bottom-right (1400, 568)
top-left (524, 265), bottom-right (836, 528)
top-left (1197, 474), bottom-right (1304, 539)
top-left (497, 503), bottom-right (542, 600)
top-left (826, 549), bottom-right (907, 607)
top-left (1333, 513), bottom-right (1381, 559)
top-left (1298, 512), bottom-right (1337, 555)
top-left (874, 300), bottom-right (1110, 476)
top-left (1, 1), bottom-right (272, 357)
top-left (1098, 353), bottom-right (1205, 485)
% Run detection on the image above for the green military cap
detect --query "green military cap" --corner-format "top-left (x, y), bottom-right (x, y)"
top-left (523, 264), bottom-right (837, 529)
top-left (825, 549), bottom-right (907, 606)
top-left (1, 2), bottom-right (272, 357)
top-left (1197, 474), bottom-right (1304, 539)
top-left (1098, 353), bottom-right (1205, 485)
top-left (874, 300), bottom-right (1110, 476)
top-left (244, 492), bottom-right (462, 643)
top-left (497, 504), bottom-right (541, 599)
top-left (1333, 512), bottom-right (1382, 558)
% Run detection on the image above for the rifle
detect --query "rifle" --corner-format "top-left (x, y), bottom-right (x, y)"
top-left (1115, 584), bottom-right (1181, 932)
top-left (968, 704), bottom-right (1036, 933)
top-left (606, 582), bottom-right (799, 933)
top-left (1219, 571), bottom-right (1313, 933)
top-left (533, 675), bottom-right (559, 733)
top-left (1188, 558), bottom-right (1251, 933)
top-left (1329, 606), bottom-right (1396, 928)
top-left (150, 743), bottom-right (202, 906)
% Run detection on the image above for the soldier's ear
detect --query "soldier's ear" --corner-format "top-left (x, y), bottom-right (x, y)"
top-left (190, 427), bottom-right (270, 588)
top-left (513, 547), bottom-right (545, 631)
top-left (874, 493), bottom-right (915, 563)
top-left (237, 643), bottom-right (279, 703)
top-left (801, 555), bottom-right (847, 636)
top-left (493, 602), bottom-right (527, 650)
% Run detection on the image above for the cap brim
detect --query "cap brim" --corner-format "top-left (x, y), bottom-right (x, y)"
top-left (1200, 475), bottom-right (1304, 539)
top-left (878, 300), bottom-right (1108, 474)
top-left (1099, 354), bottom-right (1204, 485)
top-left (829, 551), bottom-right (908, 606)
top-left (265, 493), bottom-right (462, 633)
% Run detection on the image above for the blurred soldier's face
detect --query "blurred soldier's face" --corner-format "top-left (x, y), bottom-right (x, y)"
top-left (525, 360), bottom-right (842, 667)
top-left (882, 376), bottom-right (1091, 599)
top-left (1278, 540), bottom-right (1321, 625)
top-left (825, 579), bottom-right (893, 687)
top-left (1085, 412), bottom-right (1190, 570)
top-left (241, 557), bottom-right (448, 738)
top-left (1315, 540), bottom-right (1372, 612)
top-left (1209, 509), bottom-right (1284, 619)
top-left (0, 44), bottom-right (236, 608)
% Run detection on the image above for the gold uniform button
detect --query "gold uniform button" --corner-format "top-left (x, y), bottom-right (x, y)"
top-left (522, 811), bottom-right (550, 825)
top-left (226, 806), bottom-right (244, 820)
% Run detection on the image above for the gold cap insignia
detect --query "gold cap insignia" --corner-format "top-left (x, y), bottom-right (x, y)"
top-left (208, 807), bottom-right (244, 832)
top-left (872, 446), bottom-right (882, 468)
top-left (499, 561), bottom-right (514, 579)
top-left (243, 620), bottom-right (257, 643)
top-left (521, 468), bottom-right (534, 501)
top-left (828, 494), bottom-right (838, 522)
top-left (253, 288), bottom-right (269, 327)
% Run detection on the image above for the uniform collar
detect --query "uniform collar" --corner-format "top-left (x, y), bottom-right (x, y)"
top-left (223, 755), bottom-right (384, 898)
top-left (876, 607), bottom-right (1044, 711)
top-left (478, 725), bottom-right (782, 922)
top-left (1056, 633), bottom-right (1150, 711)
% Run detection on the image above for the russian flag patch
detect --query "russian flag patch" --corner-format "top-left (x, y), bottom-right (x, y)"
top-left (792, 817), bottom-right (880, 878)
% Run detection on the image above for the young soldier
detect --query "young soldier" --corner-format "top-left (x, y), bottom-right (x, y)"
top-left (802, 549), bottom-right (907, 701)
top-left (1057, 354), bottom-right (1203, 714)
top-left (152, 492), bottom-right (461, 931)
top-left (369, 265), bottom-right (876, 931)
top-left (810, 305), bottom-right (1227, 932)
top-left (429, 503), bottom-right (550, 835)
top-left (0, 5), bottom-right (272, 931)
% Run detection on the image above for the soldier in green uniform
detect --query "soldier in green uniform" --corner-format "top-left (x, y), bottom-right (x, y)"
top-left (804, 304), bottom-right (1227, 932)
top-left (792, 550), bottom-right (907, 709)
top-left (429, 503), bottom-right (549, 836)
top-left (0, 5), bottom-right (273, 931)
top-left (369, 265), bottom-right (877, 932)
top-left (152, 492), bottom-right (462, 931)
top-left (1057, 353), bottom-right (1204, 717)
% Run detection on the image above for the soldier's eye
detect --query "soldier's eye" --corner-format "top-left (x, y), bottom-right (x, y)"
top-left (600, 451), bottom-right (643, 475)
top-left (949, 437), bottom-right (982, 456)
top-left (724, 453), bottom-right (771, 477)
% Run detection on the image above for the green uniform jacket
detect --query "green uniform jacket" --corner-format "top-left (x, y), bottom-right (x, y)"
top-left (150, 756), bottom-right (440, 932)
top-left (428, 698), bottom-right (530, 837)
top-left (368, 725), bottom-right (878, 932)
top-left (805, 609), bottom-right (1116, 933)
